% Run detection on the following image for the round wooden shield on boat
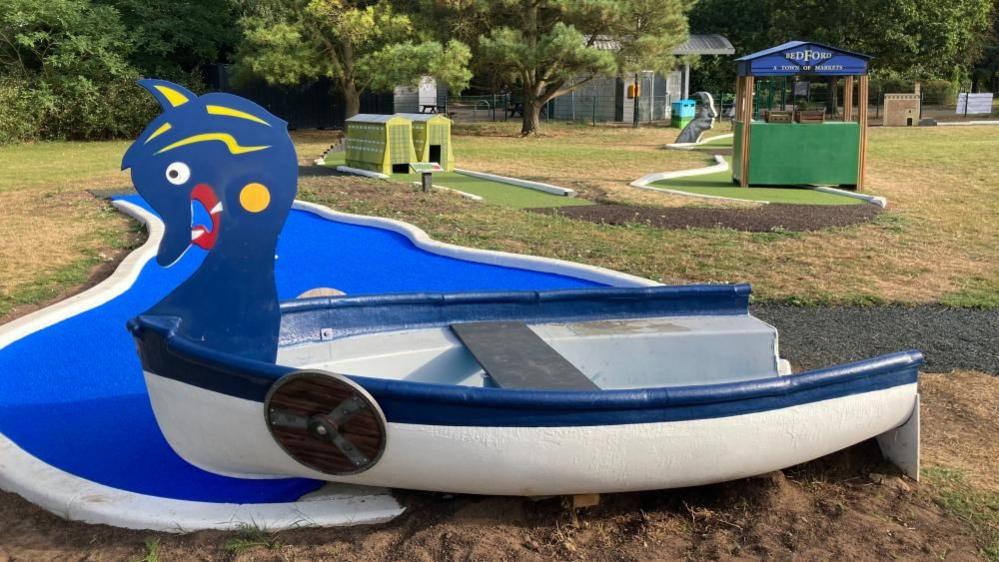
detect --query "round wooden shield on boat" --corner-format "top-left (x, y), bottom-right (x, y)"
top-left (265, 370), bottom-right (386, 476)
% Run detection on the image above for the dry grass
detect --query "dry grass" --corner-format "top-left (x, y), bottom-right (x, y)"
top-left (375, 122), bottom-right (999, 306)
top-left (922, 371), bottom-right (999, 492)
top-left (0, 121), bottom-right (994, 324)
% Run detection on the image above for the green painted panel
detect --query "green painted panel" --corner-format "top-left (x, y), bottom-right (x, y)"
top-left (745, 122), bottom-right (860, 186)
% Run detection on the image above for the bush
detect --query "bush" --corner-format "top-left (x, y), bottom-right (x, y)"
top-left (921, 79), bottom-right (957, 105)
top-left (0, 80), bottom-right (43, 144)
top-left (0, 0), bottom-right (185, 144)
top-left (0, 75), bottom-right (162, 143)
top-left (875, 77), bottom-right (914, 95)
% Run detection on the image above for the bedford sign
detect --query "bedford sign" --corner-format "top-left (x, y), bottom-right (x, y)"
top-left (784, 48), bottom-right (833, 63)
top-left (736, 41), bottom-right (870, 77)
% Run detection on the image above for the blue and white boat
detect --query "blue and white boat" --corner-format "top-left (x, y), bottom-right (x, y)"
top-left (124, 80), bottom-right (921, 498)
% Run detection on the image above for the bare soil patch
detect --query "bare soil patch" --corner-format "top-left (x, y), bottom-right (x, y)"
top-left (0, 437), bottom-right (987, 561)
top-left (531, 202), bottom-right (882, 232)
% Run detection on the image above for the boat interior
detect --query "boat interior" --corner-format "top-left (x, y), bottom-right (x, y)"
top-left (277, 314), bottom-right (787, 390)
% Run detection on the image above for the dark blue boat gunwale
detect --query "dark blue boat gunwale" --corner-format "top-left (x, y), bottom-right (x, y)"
top-left (129, 285), bottom-right (923, 427)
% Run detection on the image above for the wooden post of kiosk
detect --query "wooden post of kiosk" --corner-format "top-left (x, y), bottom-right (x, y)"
top-left (843, 76), bottom-right (854, 122)
top-left (738, 75), bottom-right (754, 187)
top-left (857, 75), bottom-right (869, 190)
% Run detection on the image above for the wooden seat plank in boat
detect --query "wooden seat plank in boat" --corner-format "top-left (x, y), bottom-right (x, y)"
top-left (450, 322), bottom-right (600, 390)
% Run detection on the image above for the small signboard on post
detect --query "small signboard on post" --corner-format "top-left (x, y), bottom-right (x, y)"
top-left (956, 93), bottom-right (994, 116)
top-left (410, 162), bottom-right (443, 192)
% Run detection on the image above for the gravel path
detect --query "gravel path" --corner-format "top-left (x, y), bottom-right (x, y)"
top-left (752, 304), bottom-right (999, 374)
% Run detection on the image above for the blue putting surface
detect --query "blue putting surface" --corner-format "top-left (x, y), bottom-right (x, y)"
top-left (0, 195), bottom-right (604, 503)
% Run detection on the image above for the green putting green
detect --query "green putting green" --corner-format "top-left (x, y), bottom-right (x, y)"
top-left (699, 134), bottom-right (733, 147)
top-left (324, 152), bottom-right (591, 209)
top-left (649, 158), bottom-right (864, 205)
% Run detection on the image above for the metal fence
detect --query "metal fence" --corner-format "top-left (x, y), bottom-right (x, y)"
top-left (434, 94), bottom-right (682, 125)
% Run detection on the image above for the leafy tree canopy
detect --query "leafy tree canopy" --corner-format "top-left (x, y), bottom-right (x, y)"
top-left (98, 0), bottom-right (242, 79)
top-left (473, 0), bottom-right (691, 134)
top-left (690, 0), bottom-right (995, 92)
top-left (236, 0), bottom-right (471, 117)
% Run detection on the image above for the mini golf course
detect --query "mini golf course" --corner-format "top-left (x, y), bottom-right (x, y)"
top-left (323, 152), bottom-right (591, 209)
top-left (648, 160), bottom-right (865, 206)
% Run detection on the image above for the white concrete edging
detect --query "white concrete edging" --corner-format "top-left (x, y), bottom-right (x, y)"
top-left (454, 169), bottom-right (577, 197)
top-left (665, 132), bottom-right (734, 151)
top-left (631, 155), bottom-right (888, 207)
top-left (936, 120), bottom-right (999, 126)
top-left (812, 186), bottom-right (887, 208)
top-left (336, 165), bottom-right (388, 180)
top-left (0, 200), bottom-right (404, 533)
top-left (628, 155), bottom-right (769, 204)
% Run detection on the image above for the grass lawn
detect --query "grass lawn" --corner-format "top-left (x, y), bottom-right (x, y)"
top-left (0, 122), bottom-right (996, 321)
top-left (648, 159), bottom-right (864, 205)
top-left (322, 151), bottom-right (591, 209)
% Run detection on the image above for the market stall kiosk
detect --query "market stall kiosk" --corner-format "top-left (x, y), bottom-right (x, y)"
top-left (733, 41), bottom-right (871, 189)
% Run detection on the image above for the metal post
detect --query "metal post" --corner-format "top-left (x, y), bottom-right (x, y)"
top-left (683, 63), bottom-right (690, 99)
top-left (592, 96), bottom-right (596, 126)
top-left (492, 94), bottom-right (496, 122)
top-left (421, 172), bottom-right (432, 193)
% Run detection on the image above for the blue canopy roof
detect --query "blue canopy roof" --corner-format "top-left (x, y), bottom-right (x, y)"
top-left (736, 41), bottom-right (870, 77)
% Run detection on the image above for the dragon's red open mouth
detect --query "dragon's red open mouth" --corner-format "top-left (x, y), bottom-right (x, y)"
top-left (190, 183), bottom-right (222, 250)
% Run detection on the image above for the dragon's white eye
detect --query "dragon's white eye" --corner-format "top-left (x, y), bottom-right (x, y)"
top-left (165, 162), bottom-right (190, 185)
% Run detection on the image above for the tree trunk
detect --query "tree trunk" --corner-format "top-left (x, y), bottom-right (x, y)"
top-left (632, 73), bottom-right (641, 128)
top-left (521, 98), bottom-right (544, 135)
top-left (342, 78), bottom-right (361, 119)
top-left (827, 77), bottom-right (839, 118)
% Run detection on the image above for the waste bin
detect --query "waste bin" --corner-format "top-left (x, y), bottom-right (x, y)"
top-left (671, 99), bottom-right (697, 129)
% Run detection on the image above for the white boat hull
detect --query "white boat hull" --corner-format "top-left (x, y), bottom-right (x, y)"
top-left (146, 372), bottom-right (917, 495)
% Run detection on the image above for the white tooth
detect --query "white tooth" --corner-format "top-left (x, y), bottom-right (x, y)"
top-left (210, 202), bottom-right (223, 215)
top-left (191, 229), bottom-right (204, 240)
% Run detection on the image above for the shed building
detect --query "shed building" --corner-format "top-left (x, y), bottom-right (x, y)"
top-left (344, 114), bottom-right (418, 175)
top-left (549, 34), bottom-right (734, 123)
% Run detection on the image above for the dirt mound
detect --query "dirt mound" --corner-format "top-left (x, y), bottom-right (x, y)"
top-left (0, 440), bottom-right (986, 561)
top-left (531, 202), bottom-right (881, 232)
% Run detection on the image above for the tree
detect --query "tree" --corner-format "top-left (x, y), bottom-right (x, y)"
top-left (689, 0), bottom-right (994, 92)
top-left (612, 0), bottom-right (688, 126)
top-left (236, 0), bottom-right (471, 118)
top-left (476, 0), bottom-right (690, 135)
top-left (0, 0), bottom-right (156, 141)
top-left (99, 0), bottom-right (242, 79)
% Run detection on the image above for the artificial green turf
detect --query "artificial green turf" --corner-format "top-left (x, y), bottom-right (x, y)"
top-left (649, 158), bottom-right (863, 205)
top-left (324, 152), bottom-right (591, 209)
top-left (422, 173), bottom-right (592, 209)
top-left (699, 134), bottom-right (733, 147)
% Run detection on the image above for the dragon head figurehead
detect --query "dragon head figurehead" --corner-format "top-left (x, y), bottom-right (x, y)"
top-left (123, 79), bottom-right (298, 362)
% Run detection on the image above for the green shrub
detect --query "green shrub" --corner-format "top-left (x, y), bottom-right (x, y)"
top-left (0, 0), bottom-right (188, 144)
top-left (922, 79), bottom-right (957, 105)
top-left (0, 80), bottom-right (43, 144)
top-left (0, 75), bottom-right (162, 143)
top-left (875, 77), bottom-right (914, 95)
